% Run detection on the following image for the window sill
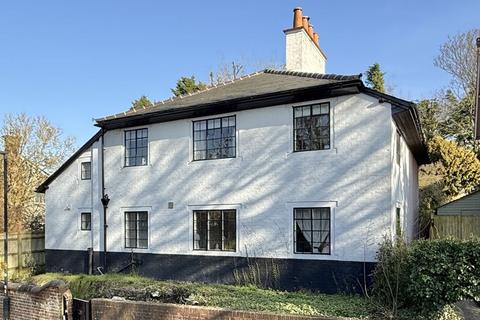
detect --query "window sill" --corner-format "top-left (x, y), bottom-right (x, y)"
top-left (190, 250), bottom-right (241, 257)
top-left (121, 164), bottom-right (152, 170)
top-left (285, 148), bottom-right (337, 158)
top-left (187, 156), bottom-right (242, 165)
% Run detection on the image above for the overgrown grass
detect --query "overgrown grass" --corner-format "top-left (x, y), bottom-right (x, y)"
top-left (31, 273), bottom-right (371, 318)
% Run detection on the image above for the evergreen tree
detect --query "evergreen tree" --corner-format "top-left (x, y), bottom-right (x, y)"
top-left (428, 136), bottom-right (480, 197)
top-left (171, 76), bottom-right (207, 97)
top-left (131, 95), bottom-right (153, 110)
top-left (365, 63), bottom-right (386, 93)
top-left (417, 99), bottom-right (441, 143)
top-left (438, 90), bottom-right (475, 148)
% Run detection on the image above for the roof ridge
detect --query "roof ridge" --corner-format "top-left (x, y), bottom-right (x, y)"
top-left (104, 71), bottom-right (267, 121)
top-left (263, 68), bottom-right (361, 81)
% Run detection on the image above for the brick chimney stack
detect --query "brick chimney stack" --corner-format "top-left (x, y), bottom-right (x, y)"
top-left (284, 7), bottom-right (327, 73)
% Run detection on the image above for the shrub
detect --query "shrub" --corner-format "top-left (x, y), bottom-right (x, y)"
top-left (372, 238), bottom-right (480, 316)
top-left (407, 239), bottom-right (480, 311)
top-left (371, 238), bottom-right (410, 317)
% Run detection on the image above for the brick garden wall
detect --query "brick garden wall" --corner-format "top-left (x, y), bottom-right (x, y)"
top-left (0, 280), bottom-right (72, 320)
top-left (91, 298), bottom-right (348, 320)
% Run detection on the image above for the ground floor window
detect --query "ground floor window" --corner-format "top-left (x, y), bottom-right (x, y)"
top-left (294, 207), bottom-right (330, 254)
top-left (81, 212), bottom-right (91, 231)
top-left (125, 211), bottom-right (148, 249)
top-left (193, 210), bottom-right (236, 251)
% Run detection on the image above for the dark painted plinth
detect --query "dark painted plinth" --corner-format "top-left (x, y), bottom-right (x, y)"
top-left (46, 249), bottom-right (374, 294)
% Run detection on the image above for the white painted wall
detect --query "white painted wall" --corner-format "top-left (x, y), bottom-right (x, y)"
top-left (46, 93), bottom-right (415, 263)
top-left (45, 150), bottom-right (93, 251)
top-left (391, 121), bottom-right (419, 242)
top-left (285, 28), bottom-right (326, 74)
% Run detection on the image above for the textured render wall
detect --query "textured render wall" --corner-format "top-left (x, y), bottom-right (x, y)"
top-left (285, 28), bottom-right (326, 73)
top-left (46, 93), bottom-right (394, 263)
top-left (404, 144), bottom-right (419, 240)
top-left (391, 122), bottom-right (419, 241)
top-left (45, 149), bottom-right (93, 251)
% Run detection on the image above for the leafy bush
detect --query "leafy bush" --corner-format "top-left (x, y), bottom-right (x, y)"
top-left (407, 239), bottom-right (480, 311)
top-left (373, 238), bottom-right (480, 316)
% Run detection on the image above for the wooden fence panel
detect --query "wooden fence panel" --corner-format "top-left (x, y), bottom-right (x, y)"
top-left (0, 232), bottom-right (45, 274)
top-left (431, 215), bottom-right (480, 239)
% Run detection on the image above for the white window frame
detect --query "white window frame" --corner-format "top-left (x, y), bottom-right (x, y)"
top-left (287, 98), bottom-right (337, 157)
top-left (187, 113), bottom-right (240, 164)
top-left (187, 203), bottom-right (241, 256)
top-left (286, 201), bottom-right (337, 259)
top-left (121, 206), bottom-right (151, 251)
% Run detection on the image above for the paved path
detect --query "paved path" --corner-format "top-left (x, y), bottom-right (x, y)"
top-left (456, 301), bottom-right (480, 320)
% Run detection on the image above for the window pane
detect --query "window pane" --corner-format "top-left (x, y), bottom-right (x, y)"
top-left (294, 208), bottom-right (330, 255)
top-left (194, 211), bottom-right (207, 250)
top-left (81, 162), bottom-right (91, 180)
top-left (224, 215), bottom-right (236, 251)
top-left (320, 104), bottom-right (329, 114)
top-left (194, 120), bottom-right (206, 131)
top-left (293, 105), bottom-right (330, 151)
top-left (81, 213), bottom-right (91, 230)
top-left (194, 131), bottom-right (206, 141)
top-left (193, 116), bottom-right (236, 161)
top-left (125, 211), bottom-right (148, 249)
top-left (194, 210), bottom-right (236, 252)
top-left (208, 218), bottom-right (222, 250)
top-left (125, 129), bottom-right (148, 167)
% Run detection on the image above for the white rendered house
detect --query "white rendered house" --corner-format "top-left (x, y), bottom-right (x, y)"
top-left (37, 8), bottom-right (428, 292)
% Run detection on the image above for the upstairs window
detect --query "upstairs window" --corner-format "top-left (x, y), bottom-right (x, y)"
top-left (294, 208), bottom-right (330, 255)
top-left (81, 162), bottom-right (91, 180)
top-left (294, 103), bottom-right (330, 151)
top-left (81, 212), bottom-right (91, 231)
top-left (125, 128), bottom-right (148, 167)
top-left (125, 211), bottom-right (148, 249)
top-left (193, 210), bottom-right (236, 251)
top-left (193, 116), bottom-right (236, 161)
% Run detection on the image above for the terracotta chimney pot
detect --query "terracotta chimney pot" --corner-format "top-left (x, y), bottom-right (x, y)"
top-left (313, 32), bottom-right (319, 46)
top-left (308, 24), bottom-right (314, 39)
top-left (293, 7), bottom-right (303, 28)
top-left (302, 16), bottom-right (309, 31)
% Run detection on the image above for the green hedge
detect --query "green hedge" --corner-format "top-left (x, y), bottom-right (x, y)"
top-left (373, 238), bottom-right (480, 314)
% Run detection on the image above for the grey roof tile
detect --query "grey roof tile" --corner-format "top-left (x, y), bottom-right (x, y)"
top-left (97, 69), bottom-right (361, 123)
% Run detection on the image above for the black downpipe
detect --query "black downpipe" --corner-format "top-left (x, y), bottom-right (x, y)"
top-left (100, 130), bottom-right (110, 273)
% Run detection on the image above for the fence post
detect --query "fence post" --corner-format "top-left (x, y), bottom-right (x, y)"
top-left (17, 233), bottom-right (22, 272)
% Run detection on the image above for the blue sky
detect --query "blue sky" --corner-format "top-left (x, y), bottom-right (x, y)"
top-left (1, 1), bottom-right (479, 145)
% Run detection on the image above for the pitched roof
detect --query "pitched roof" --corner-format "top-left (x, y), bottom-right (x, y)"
top-left (37, 68), bottom-right (430, 193)
top-left (96, 69), bottom-right (362, 123)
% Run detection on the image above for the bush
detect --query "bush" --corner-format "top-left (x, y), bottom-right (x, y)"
top-left (371, 238), bottom-right (410, 315)
top-left (407, 239), bottom-right (480, 311)
top-left (373, 238), bottom-right (480, 316)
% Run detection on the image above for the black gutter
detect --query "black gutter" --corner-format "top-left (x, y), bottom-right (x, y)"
top-left (95, 80), bottom-right (364, 130)
top-left (99, 130), bottom-right (110, 273)
top-left (36, 79), bottom-right (430, 195)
